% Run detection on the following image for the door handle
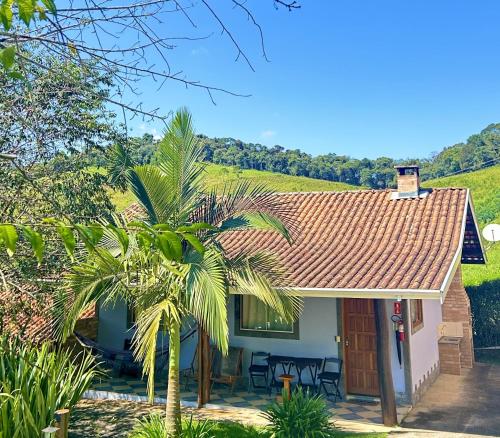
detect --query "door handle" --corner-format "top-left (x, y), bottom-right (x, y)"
top-left (345, 338), bottom-right (349, 347)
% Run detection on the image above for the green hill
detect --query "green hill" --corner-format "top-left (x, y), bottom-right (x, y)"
top-left (424, 165), bottom-right (500, 225)
top-left (110, 163), bottom-right (361, 211)
top-left (424, 165), bottom-right (500, 288)
top-left (425, 165), bottom-right (500, 351)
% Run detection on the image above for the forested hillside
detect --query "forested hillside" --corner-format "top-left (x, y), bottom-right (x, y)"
top-left (96, 123), bottom-right (500, 190)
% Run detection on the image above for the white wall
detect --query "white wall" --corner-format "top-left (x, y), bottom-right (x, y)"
top-left (97, 298), bottom-right (197, 370)
top-left (409, 299), bottom-right (442, 393)
top-left (228, 296), bottom-right (341, 385)
top-left (98, 298), bottom-right (131, 350)
top-left (384, 300), bottom-right (406, 397)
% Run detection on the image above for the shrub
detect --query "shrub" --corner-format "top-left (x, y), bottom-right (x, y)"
top-left (0, 336), bottom-right (99, 438)
top-left (262, 388), bottom-right (336, 438)
top-left (129, 413), bottom-right (215, 438)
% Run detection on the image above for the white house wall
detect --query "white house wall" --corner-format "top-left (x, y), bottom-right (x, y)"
top-left (228, 296), bottom-right (340, 385)
top-left (408, 299), bottom-right (442, 400)
top-left (384, 300), bottom-right (406, 398)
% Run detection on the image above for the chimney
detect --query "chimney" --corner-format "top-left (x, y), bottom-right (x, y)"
top-left (394, 165), bottom-right (421, 198)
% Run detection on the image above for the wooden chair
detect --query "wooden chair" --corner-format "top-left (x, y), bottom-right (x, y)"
top-left (210, 346), bottom-right (244, 394)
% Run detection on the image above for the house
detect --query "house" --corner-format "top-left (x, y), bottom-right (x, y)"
top-left (96, 165), bottom-right (485, 408)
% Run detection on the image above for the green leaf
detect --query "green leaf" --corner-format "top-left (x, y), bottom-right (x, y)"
top-left (17, 0), bottom-right (35, 26)
top-left (56, 224), bottom-right (76, 260)
top-left (152, 223), bottom-right (174, 232)
top-left (182, 232), bottom-right (205, 255)
top-left (0, 46), bottom-right (15, 69)
top-left (106, 224), bottom-right (129, 257)
top-left (40, 0), bottom-right (56, 14)
top-left (0, 224), bottom-right (18, 256)
top-left (75, 224), bottom-right (104, 252)
top-left (22, 226), bottom-right (44, 265)
top-left (0, 0), bottom-right (14, 30)
top-left (8, 70), bottom-right (23, 79)
top-left (155, 231), bottom-right (182, 261)
top-left (137, 231), bottom-right (154, 251)
top-left (177, 222), bottom-right (216, 233)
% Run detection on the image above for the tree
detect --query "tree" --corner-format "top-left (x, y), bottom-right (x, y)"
top-left (60, 108), bottom-right (301, 435)
top-left (0, 55), bottom-right (118, 339)
top-left (0, 1), bottom-right (301, 121)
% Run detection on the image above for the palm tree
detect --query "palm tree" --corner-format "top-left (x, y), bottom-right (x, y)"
top-left (59, 108), bottom-right (302, 436)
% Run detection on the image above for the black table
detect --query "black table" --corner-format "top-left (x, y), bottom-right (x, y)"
top-left (268, 355), bottom-right (323, 392)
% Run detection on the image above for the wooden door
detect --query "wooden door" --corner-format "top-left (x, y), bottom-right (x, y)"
top-left (343, 298), bottom-right (380, 396)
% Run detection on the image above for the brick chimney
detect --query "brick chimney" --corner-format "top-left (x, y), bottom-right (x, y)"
top-left (394, 165), bottom-right (421, 198)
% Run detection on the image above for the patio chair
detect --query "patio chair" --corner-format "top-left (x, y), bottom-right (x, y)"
top-left (317, 357), bottom-right (343, 402)
top-left (210, 346), bottom-right (244, 394)
top-left (181, 344), bottom-right (218, 391)
top-left (248, 351), bottom-right (270, 392)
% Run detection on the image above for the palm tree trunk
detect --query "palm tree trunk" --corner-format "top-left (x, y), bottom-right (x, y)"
top-left (165, 319), bottom-right (181, 436)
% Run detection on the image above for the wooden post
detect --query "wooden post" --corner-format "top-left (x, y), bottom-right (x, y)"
top-left (374, 299), bottom-right (398, 426)
top-left (197, 327), bottom-right (211, 407)
top-left (55, 408), bottom-right (70, 438)
top-left (278, 374), bottom-right (294, 401)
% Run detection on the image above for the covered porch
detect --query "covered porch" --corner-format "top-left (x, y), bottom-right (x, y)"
top-left (87, 373), bottom-right (411, 426)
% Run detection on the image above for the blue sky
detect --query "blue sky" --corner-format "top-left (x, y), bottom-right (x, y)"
top-left (128, 1), bottom-right (500, 159)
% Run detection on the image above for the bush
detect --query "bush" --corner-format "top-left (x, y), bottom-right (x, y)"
top-left (129, 413), bottom-right (215, 438)
top-left (0, 336), bottom-right (99, 438)
top-left (262, 388), bottom-right (336, 438)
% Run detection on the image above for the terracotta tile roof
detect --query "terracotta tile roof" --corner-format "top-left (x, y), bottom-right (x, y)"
top-left (0, 289), bottom-right (96, 344)
top-left (220, 188), bottom-right (481, 292)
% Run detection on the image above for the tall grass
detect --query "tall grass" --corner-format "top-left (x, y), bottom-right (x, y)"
top-left (0, 336), bottom-right (99, 438)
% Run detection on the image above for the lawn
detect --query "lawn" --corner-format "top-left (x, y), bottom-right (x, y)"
top-left (69, 399), bottom-right (386, 438)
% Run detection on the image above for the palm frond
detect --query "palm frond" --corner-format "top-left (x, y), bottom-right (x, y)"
top-left (155, 108), bottom-right (206, 226)
top-left (184, 249), bottom-right (229, 354)
top-left (55, 248), bottom-right (130, 340)
top-left (133, 298), bottom-right (181, 401)
top-left (193, 181), bottom-right (299, 243)
top-left (107, 143), bottom-right (136, 189)
top-left (227, 252), bottom-right (302, 324)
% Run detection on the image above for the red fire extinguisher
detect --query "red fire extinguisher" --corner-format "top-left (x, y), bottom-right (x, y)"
top-left (391, 314), bottom-right (404, 367)
top-left (398, 321), bottom-right (405, 342)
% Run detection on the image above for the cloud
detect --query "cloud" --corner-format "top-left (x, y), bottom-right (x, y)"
top-left (138, 123), bottom-right (147, 131)
top-left (191, 46), bottom-right (209, 56)
top-left (151, 128), bottom-right (161, 141)
top-left (260, 130), bottom-right (277, 139)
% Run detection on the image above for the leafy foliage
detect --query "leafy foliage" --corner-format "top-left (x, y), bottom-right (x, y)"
top-left (263, 388), bottom-right (337, 438)
top-left (94, 123), bottom-right (500, 190)
top-left (0, 336), bottom-right (99, 438)
top-left (130, 414), bottom-right (215, 438)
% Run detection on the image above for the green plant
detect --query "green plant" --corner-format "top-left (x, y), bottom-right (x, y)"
top-left (0, 336), bottom-right (99, 438)
top-left (263, 388), bottom-right (336, 438)
top-left (61, 107), bottom-right (301, 436)
top-left (129, 414), bottom-right (215, 438)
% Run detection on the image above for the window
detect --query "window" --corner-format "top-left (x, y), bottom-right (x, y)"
top-left (234, 295), bottom-right (299, 339)
top-left (410, 299), bottom-right (424, 333)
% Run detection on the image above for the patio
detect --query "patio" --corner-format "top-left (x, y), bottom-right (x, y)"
top-left (87, 374), bottom-right (411, 426)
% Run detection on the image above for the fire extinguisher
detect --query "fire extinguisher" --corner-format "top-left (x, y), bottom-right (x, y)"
top-left (398, 321), bottom-right (405, 342)
top-left (391, 314), bottom-right (404, 367)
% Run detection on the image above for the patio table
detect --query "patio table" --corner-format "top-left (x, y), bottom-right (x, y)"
top-left (268, 355), bottom-right (323, 391)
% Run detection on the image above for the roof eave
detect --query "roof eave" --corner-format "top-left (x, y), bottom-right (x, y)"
top-left (230, 287), bottom-right (442, 300)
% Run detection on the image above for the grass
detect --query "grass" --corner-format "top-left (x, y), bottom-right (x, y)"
top-left (424, 165), bottom-right (500, 288)
top-left (107, 163), bottom-right (361, 211)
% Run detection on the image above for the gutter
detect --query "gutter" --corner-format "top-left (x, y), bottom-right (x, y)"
top-left (230, 287), bottom-right (442, 300)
